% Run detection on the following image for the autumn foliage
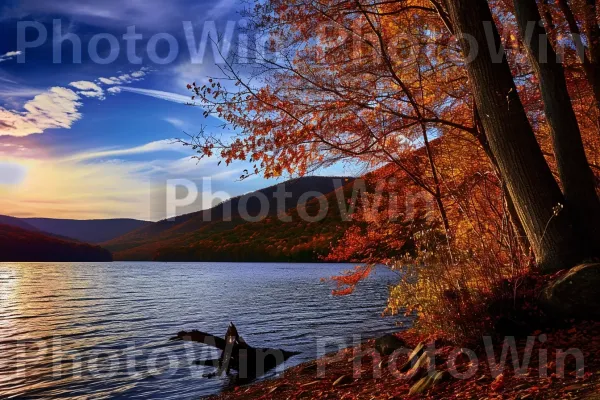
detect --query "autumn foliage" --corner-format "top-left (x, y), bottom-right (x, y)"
top-left (185, 0), bottom-right (600, 341)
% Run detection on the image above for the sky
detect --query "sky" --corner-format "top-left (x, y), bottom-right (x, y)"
top-left (0, 0), bottom-right (352, 221)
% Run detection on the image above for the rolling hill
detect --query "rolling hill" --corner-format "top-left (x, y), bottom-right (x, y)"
top-left (0, 215), bottom-right (41, 232)
top-left (21, 218), bottom-right (150, 243)
top-left (103, 176), bottom-right (359, 261)
top-left (0, 224), bottom-right (112, 262)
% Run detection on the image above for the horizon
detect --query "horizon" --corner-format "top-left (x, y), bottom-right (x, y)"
top-left (1, 174), bottom-right (359, 222)
top-left (2, 1), bottom-right (600, 399)
top-left (0, 1), bottom-right (355, 221)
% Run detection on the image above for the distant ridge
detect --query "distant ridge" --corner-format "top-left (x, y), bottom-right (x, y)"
top-left (106, 175), bottom-right (355, 242)
top-left (23, 218), bottom-right (151, 244)
top-left (0, 215), bottom-right (41, 232)
top-left (104, 176), bottom-right (358, 261)
top-left (0, 224), bottom-right (112, 262)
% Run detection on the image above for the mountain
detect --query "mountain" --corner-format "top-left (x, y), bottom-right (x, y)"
top-left (22, 218), bottom-right (151, 244)
top-left (0, 224), bottom-right (112, 262)
top-left (0, 215), bottom-right (41, 232)
top-left (104, 176), bottom-right (358, 261)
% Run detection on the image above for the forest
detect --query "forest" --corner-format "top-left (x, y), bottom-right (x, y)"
top-left (184, 0), bottom-right (600, 398)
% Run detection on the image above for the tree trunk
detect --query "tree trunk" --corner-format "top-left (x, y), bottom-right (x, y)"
top-left (584, 0), bottom-right (600, 68)
top-left (513, 0), bottom-right (600, 257)
top-left (584, 0), bottom-right (600, 128)
top-left (556, 0), bottom-right (600, 125)
top-left (442, 0), bottom-right (583, 272)
top-left (473, 104), bottom-right (531, 254)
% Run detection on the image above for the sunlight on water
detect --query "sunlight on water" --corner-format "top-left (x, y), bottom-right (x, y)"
top-left (0, 262), bottom-right (408, 399)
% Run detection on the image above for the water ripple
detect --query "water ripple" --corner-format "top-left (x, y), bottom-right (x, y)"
top-left (0, 262), bottom-right (407, 399)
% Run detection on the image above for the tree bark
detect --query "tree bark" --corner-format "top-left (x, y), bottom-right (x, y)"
top-left (473, 105), bottom-right (531, 255)
top-left (556, 0), bottom-right (600, 124)
top-left (584, 0), bottom-right (600, 68)
top-left (442, 0), bottom-right (583, 272)
top-left (513, 0), bottom-right (600, 257)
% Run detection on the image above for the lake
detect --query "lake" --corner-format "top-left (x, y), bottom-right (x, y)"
top-left (0, 262), bottom-right (408, 399)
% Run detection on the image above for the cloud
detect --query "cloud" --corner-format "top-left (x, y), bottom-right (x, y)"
top-left (0, 50), bottom-right (22, 63)
top-left (2, 0), bottom-right (240, 31)
top-left (0, 68), bottom-right (149, 137)
top-left (0, 76), bottom-right (18, 84)
top-left (106, 85), bottom-right (227, 123)
top-left (0, 87), bottom-right (82, 137)
top-left (0, 86), bottom-right (46, 99)
top-left (70, 81), bottom-right (105, 99)
top-left (0, 155), bottom-right (155, 220)
top-left (98, 77), bottom-right (120, 85)
top-left (106, 86), bottom-right (121, 94)
top-left (64, 139), bottom-right (184, 162)
top-left (173, 62), bottom-right (210, 90)
top-left (97, 68), bottom-right (149, 86)
top-left (0, 138), bottom-right (245, 220)
top-left (110, 86), bottom-right (194, 104)
top-left (0, 133), bottom-right (260, 220)
top-left (165, 117), bottom-right (185, 128)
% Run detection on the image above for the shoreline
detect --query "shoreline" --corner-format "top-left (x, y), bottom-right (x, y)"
top-left (206, 322), bottom-right (600, 399)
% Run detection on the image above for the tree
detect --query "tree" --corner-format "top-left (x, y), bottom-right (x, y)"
top-left (186, 0), bottom-right (600, 273)
top-left (513, 0), bottom-right (600, 258)
top-left (442, 0), bottom-right (600, 271)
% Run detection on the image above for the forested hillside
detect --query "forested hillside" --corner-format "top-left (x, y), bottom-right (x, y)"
top-left (104, 176), bottom-right (361, 261)
top-left (0, 224), bottom-right (112, 262)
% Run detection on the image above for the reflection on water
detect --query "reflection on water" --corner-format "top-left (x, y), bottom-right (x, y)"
top-left (0, 262), bottom-right (408, 399)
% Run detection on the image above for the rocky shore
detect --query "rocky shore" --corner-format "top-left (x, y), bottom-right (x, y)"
top-left (206, 322), bottom-right (600, 399)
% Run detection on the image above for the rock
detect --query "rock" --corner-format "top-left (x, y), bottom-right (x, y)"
top-left (400, 342), bottom-right (425, 372)
top-left (409, 376), bottom-right (431, 396)
top-left (406, 352), bottom-right (431, 382)
top-left (374, 333), bottom-right (407, 356)
top-left (332, 374), bottom-right (353, 387)
top-left (543, 263), bottom-right (600, 319)
top-left (408, 371), bottom-right (449, 395)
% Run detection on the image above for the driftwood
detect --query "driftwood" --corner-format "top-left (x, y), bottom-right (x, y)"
top-left (171, 323), bottom-right (300, 379)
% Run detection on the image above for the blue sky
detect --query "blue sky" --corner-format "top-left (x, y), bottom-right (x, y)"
top-left (0, 0), bottom-right (353, 220)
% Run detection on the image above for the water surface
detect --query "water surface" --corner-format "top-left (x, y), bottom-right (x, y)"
top-left (0, 262), bottom-right (407, 399)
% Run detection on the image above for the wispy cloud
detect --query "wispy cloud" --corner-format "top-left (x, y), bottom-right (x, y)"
top-left (0, 155), bottom-right (155, 220)
top-left (0, 87), bottom-right (82, 137)
top-left (97, 69), bottom-right (148, 85)
top-left (0, 50), bottom-right (22, 63)
top-left (165, 117), bottom-right (186, 128)
top-left (70, 81), bottom-right (105, 99)
top-left (0, 138), bottom-right (247, 220)
top-left (0, 86), bottom-right (46, 99)
top-left (0, 68), bottom-right (148, 137)
top-left (64, 139), bottom-right (184, 162)
top-left (0, 76), bottom-right (18, 84)
top-left (109, 86), bottom-right (193, 104)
